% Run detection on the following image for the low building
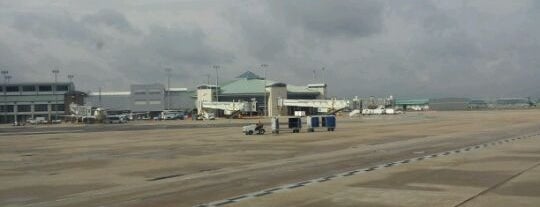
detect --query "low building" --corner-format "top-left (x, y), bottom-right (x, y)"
top-left (196, 71), bottom-right (326, 116)
top-left (468, 100), bottom-right (488, 110)
top-left (429, 98), bottom-right (470, 111)
top-left (0, 82), bottom-right (75, 123)
top-left (395, 99), bottom-right (430, 111)
top-left (85, 91), bottom-right (131, 113)
top-left (495, 98), bottom-right (532, 108)
top-left (85, 84), bottom-right (195, 117)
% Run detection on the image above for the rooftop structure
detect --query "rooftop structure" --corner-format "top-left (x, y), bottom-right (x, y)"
top-left (0, 82), bottom-right (75, 123)
top-left (85, 84), bottom-right (195, 117)
top-left (196, 71), bottom-right (327, 116)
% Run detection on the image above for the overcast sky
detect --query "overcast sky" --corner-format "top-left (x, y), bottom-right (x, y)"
top-left (0, 0), bottom-right (539, 98)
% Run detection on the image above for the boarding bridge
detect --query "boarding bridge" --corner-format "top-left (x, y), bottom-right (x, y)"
top-left (68, 103), bottom-right (107, 123)
top-left (69, 103), bottom-right (93, 117)
top-left (277, 98), bottom-right (351, 115)
top-left (198, 101), bottom-right (257, 118)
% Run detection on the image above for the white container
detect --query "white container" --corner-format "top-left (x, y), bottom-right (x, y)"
top-left (294, 111), bottom-right (306, 117)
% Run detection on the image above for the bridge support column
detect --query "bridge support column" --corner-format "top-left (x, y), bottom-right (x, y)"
top-left (267, 83), bottom-right (287, 116)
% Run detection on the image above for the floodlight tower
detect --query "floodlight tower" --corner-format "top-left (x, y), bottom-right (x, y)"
top-left (52, 69), bottom-right (60, 121)
top-left (260, 64), bottom-right (269, 116)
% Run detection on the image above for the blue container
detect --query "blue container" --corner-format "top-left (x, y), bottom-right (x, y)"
top-left (309, 116), bottom-right (320, 128)
top-left (288, 117), bottom-right (301, 128)
top-left (325, 115), bottom-right (336, 131)
top-left (288, 117), bottom-right (302, 133)
top-left (321, 117), bottom-right (327, 127)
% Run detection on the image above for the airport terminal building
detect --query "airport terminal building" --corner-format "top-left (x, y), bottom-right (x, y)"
top-left (90, 71), bottom-right (327, 117)
top-left (0, 82), bottom-right (75, 123)
top-left (196, 71), bottom-right (327, 116)
top-left (0, 71), bottom-right (328, 123)
top-left (85, 83), bottom-right (195, 118)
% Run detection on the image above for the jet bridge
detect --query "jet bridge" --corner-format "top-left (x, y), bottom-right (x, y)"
top-left (68, 103), bottom-right (107, 123)
top-left (277, 98), bottom-right (351, 115)
top-left (197, 100), bottom-right (257, 118)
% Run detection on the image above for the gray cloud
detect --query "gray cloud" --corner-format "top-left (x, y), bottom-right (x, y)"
top-left (1, 0), bottom-right (540, 98)
top-left (81, 9), bottom-right (136, 32)
top-left (268, 0), bottom-right (384, 38)
top-left (11, 12), bottom-right (92, 42)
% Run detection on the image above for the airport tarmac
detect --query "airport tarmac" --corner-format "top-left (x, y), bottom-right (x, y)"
top-left (0, 110), bottom-right (539, 207)
top-left (230, 130), bottom-right (540, 207)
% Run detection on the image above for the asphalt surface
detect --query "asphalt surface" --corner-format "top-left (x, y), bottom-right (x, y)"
top-left (1, 110), bottom-right (539, 207)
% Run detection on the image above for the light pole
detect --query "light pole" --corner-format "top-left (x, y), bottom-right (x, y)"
top-left (260, 64), bottom-right (268, 116)
top-left (67, 74), bottom-right (74, 83)
top-left (321, 67), bottom-right (326, 83)
top-left (52, 69), bottom-right (59, 121)
top-left (1, 70), bottom-right (8, 124)
top-left (212, 65), bottom-right (220, 102)
top-left (67, 74), bottom-right (74, 92)
top-left (5, 75), bottom-right (11, 123)
top-left (205, 74), bottom-right (210, 85)
top-left (165, 68), bottom-right (172, 110)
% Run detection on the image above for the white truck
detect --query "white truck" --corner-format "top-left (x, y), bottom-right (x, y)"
top-left (27, 117), bottom-right (47, 125)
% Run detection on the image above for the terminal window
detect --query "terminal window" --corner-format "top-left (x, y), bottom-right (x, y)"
top-left (6, 86), bottom-right (19, 92)
top-left (17, 105), bottom-right (31, 112)
top-left (56, 85), bottom-right (69, 91)
top-left (149, 100), bottom-right (162, 105)
top-left (0, 105), bottom-right (14, 112)
top-left (39, 85), bottom-right (52, 92)
top-left (52, 104), bottom-right (65, 111)
top-left (34, 104), bottom-right (48, 112)
top-left (134, 100), bottom-right (147, 105)
top-left (22, 85), bottom-right (36, 92)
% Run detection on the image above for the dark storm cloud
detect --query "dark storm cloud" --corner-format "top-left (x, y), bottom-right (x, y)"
top-left (10, 9), bottom-right (137, 49)
top-left (80, 9), bottom-right (136, 32)
top-left (223, 2), bottom-right (289, 61)
top-left (268, 0), bottom-right (384, 38)
top-left (141, 26), bottom-right (233, 65)
top-left (11, 12), bottom-right (92, 42)
top-left (107, 25), bottom-right (235, 87)
top-left (2, 0), bottom-right (540, 98)
top-left (1, 5), bottom-right (234, 90)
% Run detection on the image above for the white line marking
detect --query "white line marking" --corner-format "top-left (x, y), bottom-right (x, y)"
top-left (195, 134), bottom-right (538, 207)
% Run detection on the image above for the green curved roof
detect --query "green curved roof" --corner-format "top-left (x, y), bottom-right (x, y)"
top-left (220, 78), bottom-right (269, 94)
top-left (236, 71), bottom-right (262, 80)
top-left (219, 72), bottom-right (319, 95)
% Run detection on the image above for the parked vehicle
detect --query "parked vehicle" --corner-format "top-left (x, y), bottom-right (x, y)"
top-left (242, 123), bottom-right (265, 135)
top-left (106, 115), bottom-right (127, 124)
top-left (162, 113), bottom-right (184, 120)
top-left (26, 117), bottom-right (47, 125)
top-left (161, 111), bottom-right (185, 120)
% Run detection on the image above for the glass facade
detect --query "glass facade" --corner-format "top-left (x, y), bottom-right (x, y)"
top-left (22, 85), bottom-right (36, 92)
top-left (17, 105), bottom-right (31, 112)
top-left (0, 82), bottom-right (73, 123)
top-left (39, 85), bottom-right (52, 91)
top-left (6, 86), bottom-right (19, 92)
top-left (56, 85), bottom-right (69, 91)
top-left (34, 104), bottom-right (48, 112)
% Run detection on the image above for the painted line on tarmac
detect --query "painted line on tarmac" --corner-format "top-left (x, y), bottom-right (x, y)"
top-left (194, 133), bottom-right (540, 207)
